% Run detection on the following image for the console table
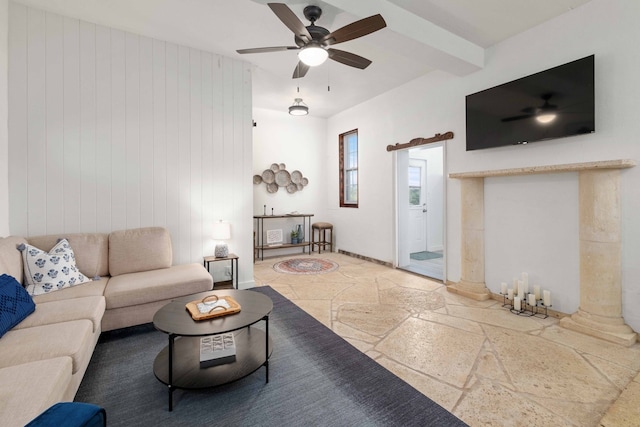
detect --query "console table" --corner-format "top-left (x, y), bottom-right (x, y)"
top-left (254, 214), bottom-right (314, 261)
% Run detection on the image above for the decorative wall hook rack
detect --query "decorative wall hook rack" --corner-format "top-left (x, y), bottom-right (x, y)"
top-left (386, 131), bottom-right (454, 152)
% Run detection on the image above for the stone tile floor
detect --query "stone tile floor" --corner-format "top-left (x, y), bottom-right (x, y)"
top-left (253, 252), bottom-right (640, 427)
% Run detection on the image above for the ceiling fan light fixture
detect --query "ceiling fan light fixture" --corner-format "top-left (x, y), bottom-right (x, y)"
top-left (289, 98), bottom-right (309, 116)
top-left (298, 45), bottom-right (328, 66)
top-left (536, 113), bottom-right (557, 124)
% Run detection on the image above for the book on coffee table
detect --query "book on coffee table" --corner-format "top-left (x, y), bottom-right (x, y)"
top-left (200, 333), bottom-right (236, 368)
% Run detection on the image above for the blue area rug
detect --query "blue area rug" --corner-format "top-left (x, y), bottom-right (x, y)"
top-left (75, 286), bottom-right (467, 426)
top-left (410, 251), bottom-right (443, 261)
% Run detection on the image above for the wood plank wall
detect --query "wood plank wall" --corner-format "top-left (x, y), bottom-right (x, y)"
top-left (8, 3), bottom-right (253, 270)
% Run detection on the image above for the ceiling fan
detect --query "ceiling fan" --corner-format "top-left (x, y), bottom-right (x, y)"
top-left (236, 3), bottom-right (386, 79)
top-left (502, 93), bottom-right (559, 123)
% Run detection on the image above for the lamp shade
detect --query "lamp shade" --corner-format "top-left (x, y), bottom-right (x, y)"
top-left (212, 222), bottom-right (231, 240)
top-left (298, 45), bottom-right (328, 67)
top-left (536, 113), bottom-right (557, 124)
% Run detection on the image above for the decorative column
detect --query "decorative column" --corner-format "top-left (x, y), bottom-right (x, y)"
top-left (560, 169), bottom-right (637, 346)
top-left (448, 177), bottom-right (491, 301)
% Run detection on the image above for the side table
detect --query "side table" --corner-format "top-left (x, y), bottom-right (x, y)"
top-left (204, 254), bottom-right (238, 289)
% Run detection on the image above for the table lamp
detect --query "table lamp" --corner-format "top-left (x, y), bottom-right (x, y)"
top-left (212, 221), bottom-right (231, 258)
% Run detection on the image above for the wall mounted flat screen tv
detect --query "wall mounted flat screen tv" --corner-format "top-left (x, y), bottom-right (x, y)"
top-left (466, 55), bottom-right (595, 151)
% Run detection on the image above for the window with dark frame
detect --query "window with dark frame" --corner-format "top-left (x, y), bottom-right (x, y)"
top-left (339, 129), bottom-right (358, 208)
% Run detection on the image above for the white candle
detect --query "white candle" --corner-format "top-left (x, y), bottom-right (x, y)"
top-left (543, 290), bottom-right (551, 306)
top-left (513, 277), bottom-right (518, 294)
top-left (518, 281), bottom-right (525, 298)
top-left (501, 282), bottom-right (507, 295)
top-left (522, 280), bottom-right (529, 295)
top-left (507, 288), bottom-right (514, 300)
top-left (514, 296), bottom-right (521, 311)
top-left (534, 285), bottom-right (541, 300)
top-left (528, 293), bottom-right (536, 306)
top-left (522, 272), bottom-right (528, 288)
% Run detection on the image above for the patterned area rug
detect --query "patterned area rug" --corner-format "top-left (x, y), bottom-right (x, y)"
top-left (273, 258), bottom-right (339, 275)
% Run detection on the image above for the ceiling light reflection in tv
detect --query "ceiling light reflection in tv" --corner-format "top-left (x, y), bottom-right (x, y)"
top-left (465, 55), bottom-right (595, 151)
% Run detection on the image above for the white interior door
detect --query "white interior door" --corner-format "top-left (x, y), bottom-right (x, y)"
top-left (408, 159), bottom-right (427, 254)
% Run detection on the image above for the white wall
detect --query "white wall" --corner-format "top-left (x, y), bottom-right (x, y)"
top-left (327, 0), bottom-right (640, 330)
top-left (8, 3), bottom-right (255, 287)
top-left (252, 107), bottom-right (327, 257)
top-left (326, 113), bottom-right (397, 259)
top-left (0, 0), bottom-right (8, 237)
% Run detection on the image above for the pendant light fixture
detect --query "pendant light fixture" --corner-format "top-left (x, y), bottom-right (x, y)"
top-left (288, 98), bottom-right (309, 116)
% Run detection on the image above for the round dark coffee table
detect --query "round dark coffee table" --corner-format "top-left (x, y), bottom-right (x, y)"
top-left (153, 289), bottom-right (273, 411)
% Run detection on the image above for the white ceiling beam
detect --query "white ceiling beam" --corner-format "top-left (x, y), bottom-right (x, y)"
top-left (322, 0), bottom-right (485, 75)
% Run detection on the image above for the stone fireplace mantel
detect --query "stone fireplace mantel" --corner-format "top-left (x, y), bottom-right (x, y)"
top-left (448, 159), bottom-right (637, 346)
top-left (449, 159), bottom-right (635, 179)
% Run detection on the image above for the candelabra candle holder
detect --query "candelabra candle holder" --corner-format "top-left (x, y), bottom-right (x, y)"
top-left (499, 292), bottom-right (511, 308)
top-left (534, 300), bottom-right (551, 319)
top-left (510, 296), bottom-right (536, 316)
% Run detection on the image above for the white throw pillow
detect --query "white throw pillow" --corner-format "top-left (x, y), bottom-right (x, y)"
top-left (20, 239), bottom-right (91, 296)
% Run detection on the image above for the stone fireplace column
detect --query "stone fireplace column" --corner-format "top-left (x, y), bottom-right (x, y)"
top-left (447, 177), bottom-right (491, 301)
top-left (559, 169), bottom-right (637, 346)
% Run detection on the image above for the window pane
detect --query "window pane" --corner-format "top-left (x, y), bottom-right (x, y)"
top-left (408, 166), bottom-right (421, 186)
top-left (345, 170), bottom-right (358, 203)
top-left (409, 166), bottom-right (421, 205)
top-left (347, 136), bottom-right (358, 168)
top-left (409, 187), bottom-right (421, 205)
top-left (348, 150), bottom-right (357, 169)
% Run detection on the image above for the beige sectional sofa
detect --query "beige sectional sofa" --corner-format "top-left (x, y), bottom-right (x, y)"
top-left (0, 227), bottom-right (213, 427)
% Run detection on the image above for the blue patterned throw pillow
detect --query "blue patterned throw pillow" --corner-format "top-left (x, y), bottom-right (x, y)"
top-left (0, 274), bottom-right (36, 338)
top-left (19, 239), bottom-right (91, 296)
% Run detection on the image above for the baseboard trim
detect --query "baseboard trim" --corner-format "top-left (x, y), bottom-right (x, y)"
top-left (338, 250), bottom-right (392, 267)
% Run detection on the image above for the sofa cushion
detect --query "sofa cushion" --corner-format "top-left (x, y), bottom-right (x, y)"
top-left (14, 296), bottom-right (105, 333)
top-left (0, 274), bottom-right (36, 338)
top-left (0, 236), bottom-right (28, 282)
top-left (32, 277), bottom-right (108, 304)
top-left (20, 239), bottom-right (91, 296)
top-left (28, 233), bottom-right (109, 278)
top-left (105, 263), bottom-right (212, 309)
top-left (109, 227), bottom-right (172, 276)
top-left (0, 357), bottom-right (72, 427)
top-left (0, 319), bottom-right (94, 374)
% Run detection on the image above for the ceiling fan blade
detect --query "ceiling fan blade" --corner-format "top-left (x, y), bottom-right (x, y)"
top-left (292, 61), bottom-right (310, 79)
top-left (322, 14), bottom-right (386, 46)
top-left (328, 48), bottom-right (372, 69)
top-left (268, 3), bottom-right (312, 43)
top-left (501, 114), bottom-right (534, 122)
top-left (236, 46), bottom-right (300, 54)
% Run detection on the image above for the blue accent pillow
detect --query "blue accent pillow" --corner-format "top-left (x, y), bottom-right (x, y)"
top-left (26, 402), bottom-right (106, 427)
top-left (0, 274), bottom-right (36, 338)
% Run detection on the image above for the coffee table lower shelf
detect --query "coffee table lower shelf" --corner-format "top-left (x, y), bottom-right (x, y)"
top-left (153, 327), bottom-right (272, 406)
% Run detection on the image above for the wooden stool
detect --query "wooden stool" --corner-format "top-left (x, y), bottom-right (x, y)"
top-left (311, 222), bottom-right (333, 254)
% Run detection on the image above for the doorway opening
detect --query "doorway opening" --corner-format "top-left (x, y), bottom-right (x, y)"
top-left (396, 144), bottom-right (445, 281)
